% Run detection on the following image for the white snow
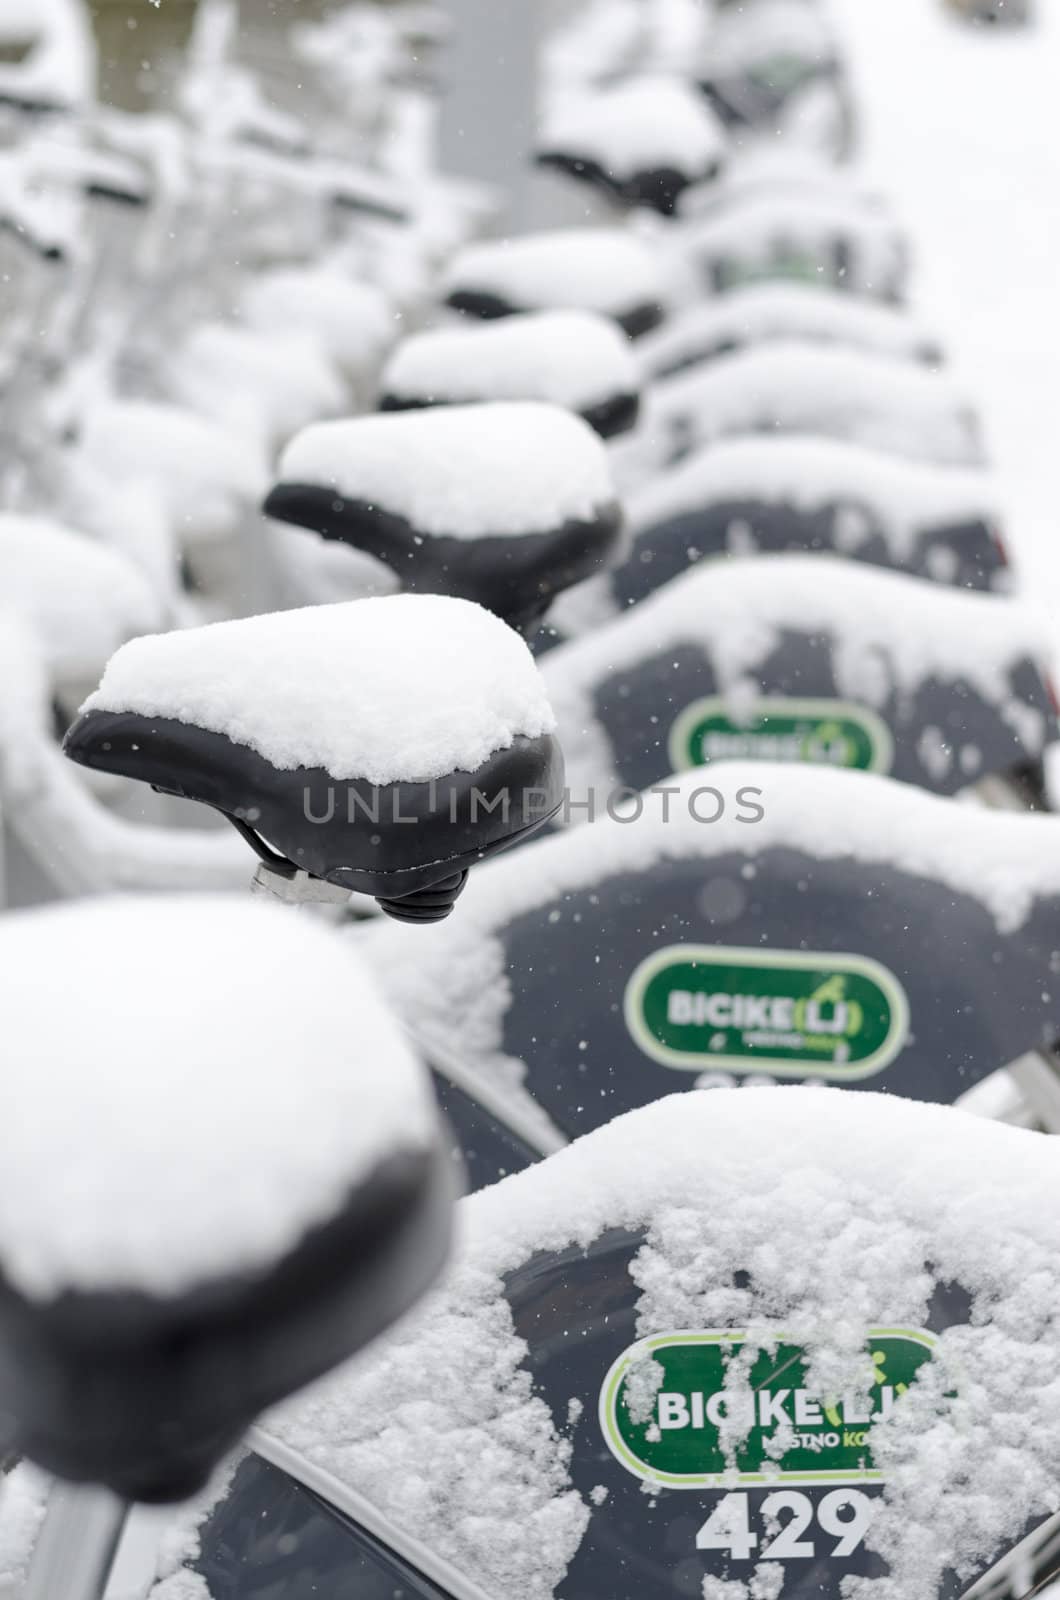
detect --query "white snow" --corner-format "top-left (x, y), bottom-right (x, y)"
top-left (644, 342), bottom-right (983, 467)
top-left (0, 618), bottom-right (250, 896)
top-left (637, 284), bottom-right (940, 380)
top-left (78, 402), bottom-right (267, 549)
top-left (278, 403), bottom-right (616, 540)
top-left (625, 434), bottom-right (1002, 562)
top-left (0, 1464), bottom-right (50, 1593)
top-left (0, 895), bottom-right (436, 1300)
top-left (544, 554), bottom-right (1051, 795)
top-left (381, 311), bottom-right (639, 413)
top-left (238, 269), bottom-right (397, 380)
top-left (0, 515), bottom-right (162, 685)
top-left (257, 1089), bottom-right (1060, 1600)
top-left (168, 324), bottom-right (345, 452)
top-left (83, 594), bottom-right (557, 786)
top-left (702, 0), bottom-right (837, 76)
top-left (443, 229), bottom-right (667, 321)
top-left (543, 0), bottom-right (709, 93)
top-left (539, 74), bottom-right (726, 180)
top-left (543, 0), bottom-right (644, 94)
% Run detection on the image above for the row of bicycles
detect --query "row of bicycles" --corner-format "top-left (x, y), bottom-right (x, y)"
top-left (0, 2), bottom-right (1057, 1599)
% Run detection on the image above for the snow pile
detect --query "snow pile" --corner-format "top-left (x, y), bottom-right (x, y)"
top-left (539, 74), bottom-right (726, 179)
top-left (79, 401), bottom-right (267, 549)
top-left (443, 230), bottom-right (666, 322)
top-left (239, 269), bottom-right (397, 378)
top-left (0, 1463), bottom-right (51, 1591)
top-left (83, 594), bottom-right (556, 786)
top-left (168, 324), bottom-right (345, 452)
top-left (703, 0), bottom-right (836, 75)
top-left (626, 435), bottom-right (1001, 560)
top-left (262, 1283), bottom-right (588, 1600)
top-left (0, 895), bottom-right (435, 1300)
top-left (381, 311), bottom-right (639, 413)
top-left (0, 514), bottom-right (162, 683)
top-left (278, 403), bottom-right (616, 540)
top-left (258, 1090), bottom-right (1060, 1600)
top-left (637, 284), bottom-right (940, 380)
top-left (372, 764), bottom-right (1060, 1094)
top-left (545, 554), bottom-right (1050, 792)
top-left (646, 343), bottom-right (983, 467)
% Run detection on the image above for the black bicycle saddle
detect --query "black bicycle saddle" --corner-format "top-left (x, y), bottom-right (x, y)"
top-left (264, 402), bottom-right (624, 634)
top-left (536, 74), bottom-right (727, 217)
top-left (64, 594), bottom-right (564, 923)
top-left (441, 228), bottom-right (667, 339)
top-left (0, 894), bottom-right (455, 1501)
top-left (378, 310), bottom-right (642, 439)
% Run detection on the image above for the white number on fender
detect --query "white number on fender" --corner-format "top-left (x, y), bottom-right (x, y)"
top-left (696, 1490), bottom-right (875, 1562)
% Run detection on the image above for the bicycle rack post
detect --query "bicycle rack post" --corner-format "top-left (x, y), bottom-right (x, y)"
top-left (437, 0), bottom-right (550, 228)
top-left (22, 1482), bottom-right (129, 1600)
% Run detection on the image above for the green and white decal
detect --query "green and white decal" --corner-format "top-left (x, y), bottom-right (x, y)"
top-left (624, 945), bottom-right (909, 1080)
top-left (667, 696), bottom-right (895, 776)
top-left (713, 252), bottom-right (828, 291)
top-left (599, 1328), bottom-right (937, 1489)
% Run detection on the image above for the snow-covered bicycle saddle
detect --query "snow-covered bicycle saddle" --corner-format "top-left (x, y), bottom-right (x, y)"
top-left (379, 311), bottom-right (642, 439)
top-left (442, 228), bottom-right (668, 338)
top-left (536, 74), bottom-right (727, 216)
top-left (0, 895), bottom-right (454, 1501)
top-left (264, 403), bottom-right (623, 633)
top-left (63, 595), bottom-right (563, 923)
top-left (156, 1091), bottom-right (1060, 1600)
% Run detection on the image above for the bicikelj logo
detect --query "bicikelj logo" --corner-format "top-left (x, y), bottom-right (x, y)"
top-left (668, 697), bottom-right (895, 777)
top-left (624, 945), bottom-right (910, 1081)
top-left (599, 1328), bottom-right (937, 1489)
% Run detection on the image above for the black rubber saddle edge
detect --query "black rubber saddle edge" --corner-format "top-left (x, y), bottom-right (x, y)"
top-left (536, 150), bottom-right (722, 218)
top-left (0, 1138), bottom-right (456, 1503)
top-left (377, 388), bottom-right (641, 441)
top-left (444, 287), bottom-right (665, 341)
top-left (64, 710), bottom-right (565, 899)
top-left (262, 485), bottom-right (625, 628)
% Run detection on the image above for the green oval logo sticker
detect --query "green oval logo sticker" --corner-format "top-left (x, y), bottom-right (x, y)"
top-left (624, 945), bottom-right (909, 1080)
top-left (599, 1328), bottom-right (937, 1489)
top-left (668, 697), bottom-right (895, 775)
